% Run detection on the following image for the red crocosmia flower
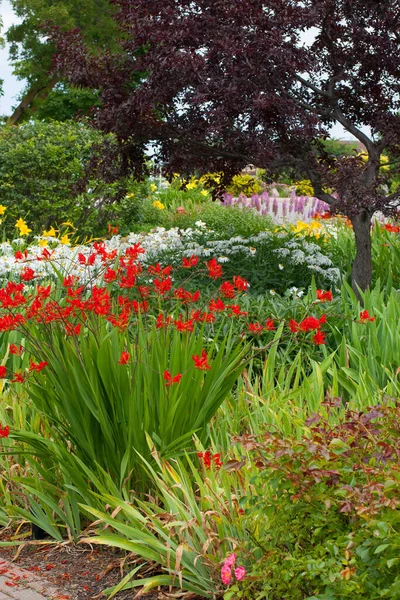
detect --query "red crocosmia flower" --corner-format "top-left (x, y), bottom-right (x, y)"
top-left (174, 288), bottom-right (201, 303)
top-left (0, 423), bottom-right (10, 438)
top-left (148, 263), bottom-right (172, 278)
top-left (206, 258), bottom-right (223, 279)
top-left (103, 269), bottom-right (117, 283)
top-left (118, 351), bottom-right (130, 365)
top-left (182, 255), bottom-right (199, 268)
top-left (20, 267), bottom-right (35, 282)
top-left (192, 349), bottom-right (211, 370)
top-left (154, 276), bottom-right (172, 295)
top-left (0, 366), bottom-right (7, 378)
top-left (233, 276), bottom-right (249, 291)
top-left (63, 275), bottom-right (79, 287)
top-left (220, 282), bottom-right (235, 298)
top-left (11, 373), bottom-right (25, 384)
top-left (132, 300), bottom-right (149, 313)
top-left (209, 298), bottom-right (225, 312)
top-left (312, 330), bottom-right (326, 345)
top-left (264, 318), bottom-right (276, 330)
top-left (197, 451), bottom-right (222, 469)
top-left (316, 289), bottom-right (333, 302)
top-left (174, 316), bottom-right (194, 332)
top-left (29, 361), bottom-right (48, 373)
top-left (227, 304), bottom-right (248, 317)
top-left (163, 370), bottom-right (182, 387)
top-left (138, 285), bottom-right (150, 298)
top-left (300, 316), bottom-right (322, 332)
top-left (9, 344), bottom-right (23, 356)
top-left (37, 248), bottom-right (54, 261)
top-left (78, 253), bottom-right (87, 265)
top-left (359, 310), bottom-right (375, 323)
top-left (156, 314), bottom-right (172, 329)
top-left (289, 319), bottom-right (299, 332)
top-left (124, 243), bottom-right (145, 260)
top-left (37, 285), bottom-right (51, 298)
top-left (319, 314), bottom-right (327, 325)
top-left (191, 310), bottom-right (215, 323)
top-left (65, 323), bottom-right (81, 336)
top-left (248, 322), bottom-right (263, 334)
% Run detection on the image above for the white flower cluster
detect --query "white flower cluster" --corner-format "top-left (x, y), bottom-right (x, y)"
top-left (274, 239), bottom-right (340, 284)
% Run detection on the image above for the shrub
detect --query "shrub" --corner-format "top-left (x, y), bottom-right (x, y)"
top-left (0, 121), bottom-right (120, 237)
top-left (226, 174), bottom-right (263, 197)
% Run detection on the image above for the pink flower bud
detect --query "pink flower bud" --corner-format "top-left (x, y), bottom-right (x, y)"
top-left (234, 566), bottom-right (246, 581)
top-left (224, 552), bottom-right (237, 567)
top-left (221, 564), bottom-right (232, 585)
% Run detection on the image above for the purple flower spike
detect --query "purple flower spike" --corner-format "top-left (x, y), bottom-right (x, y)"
top-left (282, 200), bottom-right (287, 218)
top-left (272, 196), bottom-right (279, 216)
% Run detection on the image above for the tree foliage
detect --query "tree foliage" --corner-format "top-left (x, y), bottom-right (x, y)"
top-left (50, 0), bottom-right (400, 290)
top-left (4, 0), bottom-right (118, 122)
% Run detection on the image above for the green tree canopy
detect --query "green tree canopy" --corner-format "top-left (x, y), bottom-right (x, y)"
top-left (5, 0), bottom-right (118, 123)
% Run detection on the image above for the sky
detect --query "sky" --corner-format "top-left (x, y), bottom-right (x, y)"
top-left (0, 0), bottom-right (356, 139)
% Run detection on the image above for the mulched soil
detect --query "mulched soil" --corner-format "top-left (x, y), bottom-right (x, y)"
top-left (0, 526), bottom-right (201, 599)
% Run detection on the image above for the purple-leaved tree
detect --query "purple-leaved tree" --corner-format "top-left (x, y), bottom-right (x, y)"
top-left (50, 0), bottom-right (400, 292)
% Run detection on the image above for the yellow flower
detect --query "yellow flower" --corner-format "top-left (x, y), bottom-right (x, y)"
top-left (61, 221), bottom-right (75, 228)
top-left (126, 193), bottom-right (135, 198)
top-left (42, 226), bottom-right (57, 237)
top-left (38, 239), bottom-right (49, 247)
top-left (60, 234), bottom-right (71, 245)
top-left (150, 184), bottom-right (158, 192)
top-left (15, 218), bottom-right (32, 236)
top-left (186, 181), bottom-right (197, 190)
top-left (292, 220), bottom-right (323, 238)
top-left (0, 205), bottom-right (7, 215)
top-left (200, 190), bottom-right (208, 196)
top-left (152, 200), bottom-right (165, 210)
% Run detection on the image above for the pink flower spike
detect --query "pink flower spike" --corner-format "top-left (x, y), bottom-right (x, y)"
top-left (221, 565), bottom-right (232, 586)
top-left (234, 566), bottom-right (246, 581)
top-left (224, 553), bottom-right (237, 567)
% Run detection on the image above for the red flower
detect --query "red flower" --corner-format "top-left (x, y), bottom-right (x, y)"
top-left (227, 304), bottom-right (248, 317)
top-left (11, 372), bottom-right (25, 384)
top-left (206, 258), bottom-right (223, 279)
top-left (148, 263), bottom-right (172, 278)
top-left (174, 288), bottom-right (200, 303)
top-left (359, 310), bottom-right (375, 323)
top-left (248, 322), bottom-right (263, 334)
top-left (9, 344), bottom-right (23, 356)
top-left (316, 289), bottom-right (333, 302)
top-left (154, 276), bottom-right (172, 295)
top-left (156, 314), bottom-right (172, 329)
top-left (174, 316), bottom-right (194, 332)
top-left (264, 318), bottom-right (276, 330)
top-left (209, 298), bottom-right (225, 312)
top-left (191, 310), bottom-right (215, 323)
top-left (300, 316), bottom-right (322, 332)
top-left (233, 276), bottom-right (249, 292)
top-left (65, 323), bottom-right (82, 336)
top-left (14, 250), bottom-right (28, 261)
top-left (312, 330), bottom-right (326, 345)
top-left (163, 370), bottom-right (182, 387)
top-left (182, 255), bottom-right (199, 268)
top-left (197, 451), bottom-right (222, 469)
top-left (192, 349), bottom-right (211, 370)
top-left (0, 423), bottom-right (9, 438)
top-left (29, 361), bottom-right (48, 372)
top-left (104, 268), bottom-right (117, 283)
top-left (0, 366), bottom-right (6, 378)
top-left (20, 267), bottom-right (35, 282)
top-left (118, 351), bottom-right (130, 365)
top-left (220, 282), bottom-right (235, 298)
top-left (289, 319), bottom-right (299, 332)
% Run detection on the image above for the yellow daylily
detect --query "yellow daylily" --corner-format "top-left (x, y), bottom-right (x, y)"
top-left (15, 218), bottom-right (32, 236)
top-left (0, 205), bottom-right (7, 215)
top-left (42, 226), bottom-right (57, 237)
top-left (292, 220), bottom-right (323, 238)
top-left (200, 190), bottom-right (208, 196)
top-left (152, 200), bottom-right (165, 210)
top-left (60, 234), bottom-right (71, 245)
top-left (38, 239), bottom-right (49, 247)
top-left (61, 221), bottom-right (75, 228)
top-left (150, 184), bottom-right (158, 192)
top-left (186, 181), bottom-right (198, 190)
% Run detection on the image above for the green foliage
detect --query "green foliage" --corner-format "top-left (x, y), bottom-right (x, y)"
top-left (0, 120), bottom-right (120, 236)
top-left (32, 84), bottom-right (101, 122)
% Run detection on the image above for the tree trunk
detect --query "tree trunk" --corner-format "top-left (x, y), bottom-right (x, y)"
top-left (6, 75), bottom-right (58, 126)
top-left (350, 210), bottom-right (373, 298)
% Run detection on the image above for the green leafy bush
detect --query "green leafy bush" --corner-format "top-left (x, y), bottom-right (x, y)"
top-left (0, 121), bottom-right (120, 237)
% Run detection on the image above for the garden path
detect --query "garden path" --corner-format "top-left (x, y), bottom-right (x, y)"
top-left (0, 560), bottom-right (62, 600)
